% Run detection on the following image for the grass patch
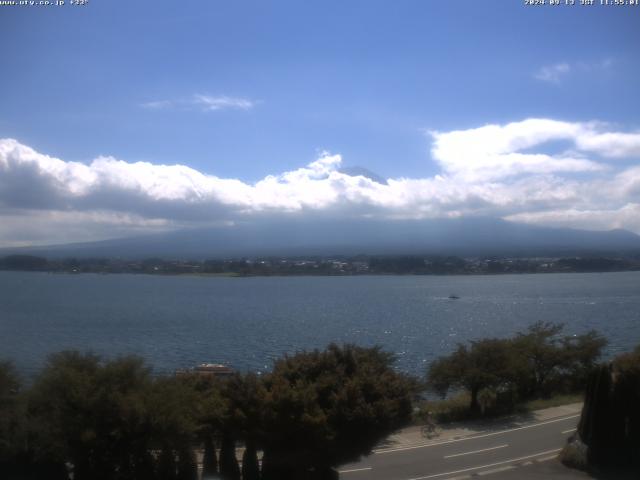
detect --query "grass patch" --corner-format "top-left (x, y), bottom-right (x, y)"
top-left (414, 391), bottom-right (584, 425)
top-left (520, 393), bottom-right (583, 412)
top-left (414, 392), bottom-right (474, 424)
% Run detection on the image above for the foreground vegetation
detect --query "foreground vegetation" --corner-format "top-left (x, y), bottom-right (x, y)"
top-left (0, 345), bottom-right (417, 480)
top-left (1, 322), bottom-right (632, 479)
top-left (425, 322), bottom-right (607, 420)
top-left (562, 345), bottom-right (640, 475)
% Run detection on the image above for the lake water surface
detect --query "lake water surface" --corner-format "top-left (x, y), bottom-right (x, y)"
top-left (1, 271), bottom-right (639, 378)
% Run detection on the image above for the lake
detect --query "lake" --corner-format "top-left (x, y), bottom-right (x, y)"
top-left (1, 271), bottom-right (639, 378)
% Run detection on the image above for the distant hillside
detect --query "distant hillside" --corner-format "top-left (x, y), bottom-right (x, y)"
top-left (2, 217), bottom-right (640, 259)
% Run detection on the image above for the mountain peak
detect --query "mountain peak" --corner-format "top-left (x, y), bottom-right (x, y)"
top-left (338, 166), bottom-right (388, 185)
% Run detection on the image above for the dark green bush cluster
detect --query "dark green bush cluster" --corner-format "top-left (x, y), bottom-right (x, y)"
top-left (0, 344), bottom-right (417, 480)
top-left (427, 322), bottom-right (607, 417)
top-left (575, 345), bottom-right (640, 472)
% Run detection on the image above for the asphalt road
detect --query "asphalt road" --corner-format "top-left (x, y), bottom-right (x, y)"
top-left (338, 413), bottom-right (580, 480)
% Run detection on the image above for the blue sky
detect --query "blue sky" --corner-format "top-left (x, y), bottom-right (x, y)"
top-left (1, 1), bottom-right (639, 246)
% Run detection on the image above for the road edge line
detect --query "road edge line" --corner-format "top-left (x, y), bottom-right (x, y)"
top-left (405, 448), bottom-right (562, 480)
top-left (375, 414), bottom-right (579, 454)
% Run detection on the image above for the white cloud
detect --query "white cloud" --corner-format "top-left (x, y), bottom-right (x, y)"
top-left (140, 100), bottom-right (174, 110)
top-left (1, 117), bottom-right (640, 245)
top-left (505, 204), bottom-right (640, 233)
top-left (534, 58), bottom-right (614, 84)
top-left (193, 94), bottom-right (254, 111)
top-left (576, 132), bottom-right (640, 158)
top-left (430, 118), bottom-right (640, 182)
top-left (140, 94), bottom-right (255, 112)
top-left (534, 63), bottom-right (570, 84)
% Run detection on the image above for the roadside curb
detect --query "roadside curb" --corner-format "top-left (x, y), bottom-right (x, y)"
top-left (374, 403), bottom-right (583, 453)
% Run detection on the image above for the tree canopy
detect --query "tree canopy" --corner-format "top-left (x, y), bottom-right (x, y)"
top-left (572, 344), bottom-right (640, 472)
top-left (428, 338), bottom-right (519, 414)
top-left (428, 322), bottom-right (607, 414)
top-left (0, 327), bottom-right (612, 479)
top-left (260, 344), bottom-right (418, 479)
top-left (1, 344), bottom-right (418, 480)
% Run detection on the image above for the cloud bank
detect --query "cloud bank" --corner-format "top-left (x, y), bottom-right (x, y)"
top-left (1, 118), bottom-right (640, 246)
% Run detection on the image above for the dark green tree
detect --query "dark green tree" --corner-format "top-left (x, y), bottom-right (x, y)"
top-left (260, 344), bottom-right (417, 479)
top-left (0, 361), bottom-right (21, 448)
top-left (219, 432), bottom-right (241, 480)
top-left (514, 322), bottom-right (606, 397)
top-left (428, 323), bottom-right (608, 416)
top-left (201, 436), bottom-right (218, 479)
top-left (513, 322), bottom-right (566, 396)
top-left (27, 351), bottom-right (104, 480)
top-left (222, 373), bottom-right (266, 480)
top-left (28, 351), bottom-right (199, 480)
top-left (0, 361), bottom-right (38, 479)
top-left (609, 345), bottom-right (640, 468)
top-left (176, 447), bottom-right (198, 480)
top-left (427, 338), bottom-right (517, 414)
top-left (573, 346), bottom-right (640, 472)
top-left (156, 447), bottom-right (178, 480)
top-left (145, 376), bottom-right (199, 479)
top-left (241, 442), bottom-right (261, 480)
top-left (191, 376), bottom-right (226, 479)
top-left (561, 330), bottom-right (608, 390)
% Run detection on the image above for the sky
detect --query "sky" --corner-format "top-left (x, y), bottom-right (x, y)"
top-left (0, 0), bottom-right (639, 247)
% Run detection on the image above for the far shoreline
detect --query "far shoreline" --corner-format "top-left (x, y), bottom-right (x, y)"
top-left (3, 268), bottom-right (640, 278)
top-left (2, 252), bottom-right (640, 277)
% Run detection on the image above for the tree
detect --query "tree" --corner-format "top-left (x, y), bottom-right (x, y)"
top-left (218, 432), bottom-right (241, 480)
top-left (190, 376), bottom-right (227, 479)
top-left (0, 361), bottom-right (21, 450)
top-left (221, 373), bottom-right (266, 480)
top-left (28, 351), bottom-right (199, 480)
top-left (427, 338), bottom-right (517, 414)
top-left (610, 345), bottom-right (640, 466)
top-left (176, 447), bottom-right (198, 480)
top-left (156, 447), bottom-right (177, 480)
top-left (571, 345), bottom-right (640, 471)
top-left (260, 344), bottom-right (417, 479)
top-left (0, 361), bottom-right (32, 479)
top-left (27, 351), bottom-right (103, 480)
top-left (145, 376), bottom-right (199, 479)
top-left (201, 436), bottom-right (218, 479)
top-left (561, 330), bottom-right (608, 390)
top-left (241, 443), bottom-right (261, 480)
top-left (428, 323), bottom-right (608, 416)
top-left (514, 322), bottom-right (607, 397)
top-left (513, 322), bottom-right (566, 396)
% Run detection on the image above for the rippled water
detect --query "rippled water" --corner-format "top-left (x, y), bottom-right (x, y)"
top-left (1, 271), bottom-right (639, 378)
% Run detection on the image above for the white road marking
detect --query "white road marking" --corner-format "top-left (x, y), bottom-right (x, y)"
top-left (405, 448), bottom-right (562, 480)
top-left (477, 465), bottom-right (515, 475)
top-left (562, 428), bottom-right (577, 434)
top-left (338, 467), bottom-right (372, 474)
top-left (375, 414), bottom-right (579, 455)
top-left (444, 444), bottom-right (508, 459)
